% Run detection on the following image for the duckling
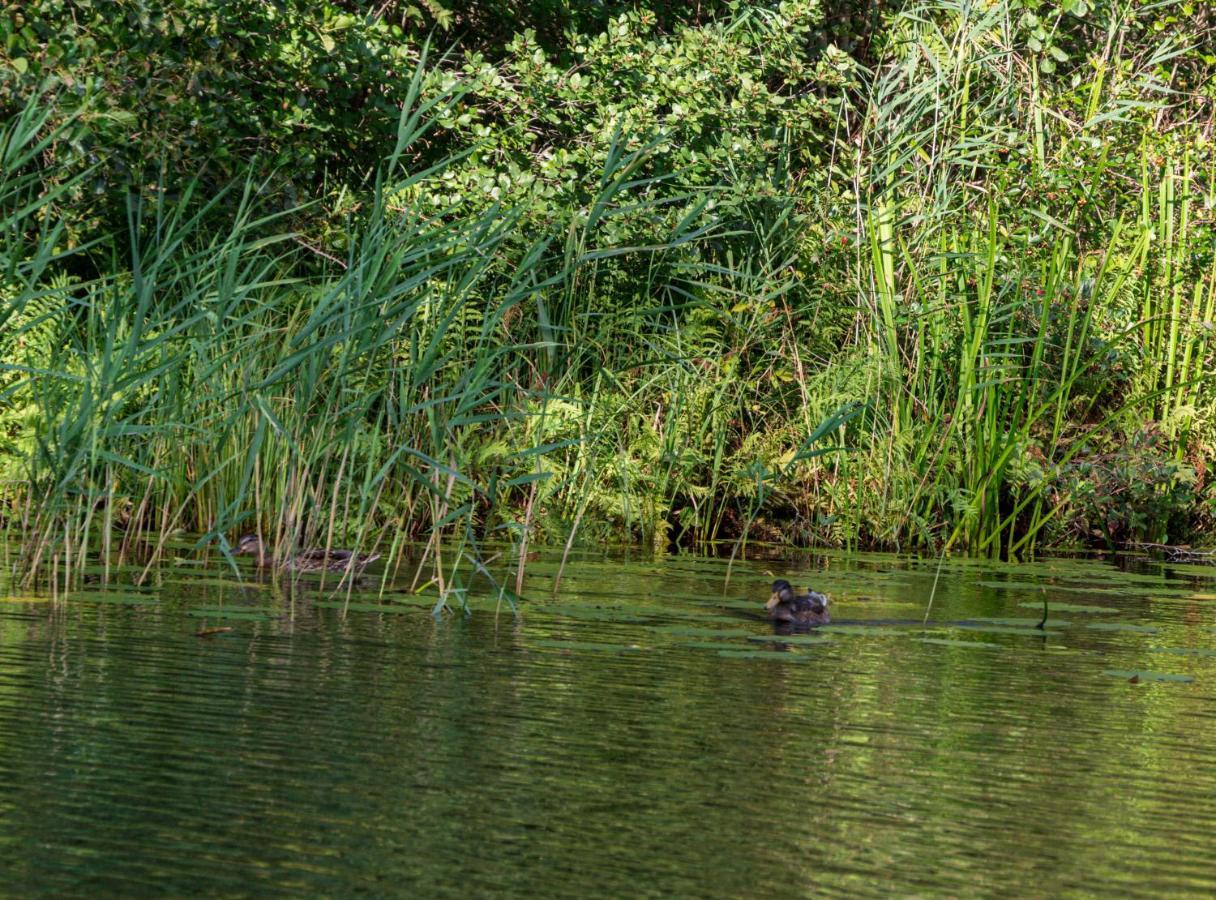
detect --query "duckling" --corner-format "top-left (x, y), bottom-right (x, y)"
top-left (767, 579), bottom-right (830, 625)
top-left (233, 534), bottom-right (380, 575)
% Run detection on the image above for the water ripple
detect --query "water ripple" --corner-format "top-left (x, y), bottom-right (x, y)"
top-left (0, 551), bottom-right (1214, 895)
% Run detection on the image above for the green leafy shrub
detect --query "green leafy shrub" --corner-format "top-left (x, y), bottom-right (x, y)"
top-left (1046, 428), bottom-right (1198, 547)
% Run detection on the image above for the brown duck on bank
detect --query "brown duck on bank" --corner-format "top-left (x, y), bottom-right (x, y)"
top-left (767, 579), bottom-right (830, 626)
top-left (233, 534), bottom-right (380, 575)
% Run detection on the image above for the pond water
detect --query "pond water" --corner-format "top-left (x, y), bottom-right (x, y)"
top-left (1, 549), bottom-right (1215, 896)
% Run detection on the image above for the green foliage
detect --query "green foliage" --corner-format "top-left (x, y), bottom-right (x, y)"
top-left (2, 0), bottom-right (448, 244)
top-left (1046, 428), bottom-right (1198, 547)
top-left (429, 4), bottom-right (852, 204)
top-left (2, 0), bottom-right (1216, 589)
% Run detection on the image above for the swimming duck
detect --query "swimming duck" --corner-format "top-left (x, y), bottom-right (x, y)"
top-left (233, 534), bottom-right (380, 575)
top-left (767, 579), bottom-right (830, 625)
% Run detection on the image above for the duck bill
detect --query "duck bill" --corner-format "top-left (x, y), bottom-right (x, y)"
top-left (766, 591), bottom-right (781, 610)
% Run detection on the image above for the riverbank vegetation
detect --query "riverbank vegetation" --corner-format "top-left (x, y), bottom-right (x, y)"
top-left (2, 0), bottom-right (1215, 588)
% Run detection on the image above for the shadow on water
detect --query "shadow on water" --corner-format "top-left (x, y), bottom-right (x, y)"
top-left (1, 547), bottom-right (1215, 895)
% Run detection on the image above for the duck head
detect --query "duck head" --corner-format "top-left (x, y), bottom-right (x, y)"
top-left (233, 534), bottom-right (264, 556)
top-left (768, 579), bottom-right (796, 610)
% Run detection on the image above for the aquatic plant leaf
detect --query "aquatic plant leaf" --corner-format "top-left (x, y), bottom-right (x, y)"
top-left (961, 617), bottom-right (1072, 627)
top-left (1085, 623), bottom-right (1158, 633)
top-left (654, 626), bottom-right (754, 638)
top-left (1150, 647), bottom-right (1216, 658)
top-left (953, 624), bottom-right (1060, 636)
top-left (915, 638), bottom-right (1000, 649)
top-left (1161, 564), bottom-right (1216, 579)
top-left (190, 605), bottom-right (281, 614)
top-left (534, 639), bottom-right (644, 652)
top-left (540, 605), bottom-right (657, 623)
top-left (1017, 602), bottom-right (1119, 614)
top-left (162, 576), bottom-right (272, 589)
top-left (1103, 669), bottom-right (1194, 683)
top-left (716, 649), bottom-right (810, 660)
top-left (73, 593), bottom-right (160, 606)
top-left (1054, 572), bottom-right (1190, 586)
top-left (310, 601), bottom-right (415, 614)
top-left (705, 598), bottom-right (768, 612)
top-left (979, 581), bottom-right (1124, 594)
top-left (1147, 588), bottom-right (1215, 599)
top-left (75, 565), bottom-right (151, 577)
top-left (186, 609), bottom-right (275, 621)
top-left (675, 640), bottom-right (756, 651)
top-left (748, 634), bottom-right (831, 645)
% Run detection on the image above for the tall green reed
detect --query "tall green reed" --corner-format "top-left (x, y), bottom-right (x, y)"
top-left (830, 0), bottom-right (1215, 556)
top-left (9, 63), bottom-right (838, 596)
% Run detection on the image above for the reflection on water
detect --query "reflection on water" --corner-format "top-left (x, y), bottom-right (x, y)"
top-left (1, 550), bottom-right (1215, 895)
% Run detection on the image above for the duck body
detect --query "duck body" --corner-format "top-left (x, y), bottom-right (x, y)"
top-left (234, 535), bottom-right (380, 575)
top-left (767, 579), bottom-right (830, 626)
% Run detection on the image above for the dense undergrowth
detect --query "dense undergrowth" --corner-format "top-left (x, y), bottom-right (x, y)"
top-left (2, 0), bottom-right (1215, 593)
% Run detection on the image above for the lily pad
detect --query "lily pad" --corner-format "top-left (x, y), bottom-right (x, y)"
top-left (1017, 602), bottom-right (1119, 614)
top-left (1142, 595), bottom-right (1205, 606)
top-left (675, 640), bottom-right (756, 651)
top-left (540, 605), bottom-right (655, 623)
top-left (915, 638), bottom-right (1000, 649)
top-left (717, 649), bottom-right (809, 661)
top-left (748, 634), bottom-right (831, 645)
top-left (979, 581), bottom-right (1124, 594)
top-left (186, 609), bottom-right (275, 621)
top-left (962, 617), bottom-right (1072, 627)
top-left (953, 624), bottom-right (1060, 636)
top-left (1085, 623), bottom-right (1159, 634)
top-left (310, 601), bottom-right (415, 614)
top-left (653, 626), bottom-right (754, 639)
top-left (76, 565), bottom-right (148, 577)
top-left (1057, 572), bottom-right (1189, 587)
top-left (74, 593), bottom-right (160, 606)
top-left (162, 576), bottom-right (268, 589)
top-left (707, 598), bottom-right (769, 612)
top-left (534, 639), bottom-right (644, 653)
top-left (819, 624), bottom-right (911, 635)
top-left (1162, 564), bottom-right (1216, 579)
top-left (190, 605), bottom-right (280, 614)
top-left (1103, 669), bottom-right (1194, 683)
top-left (1150, 647), bottom-right (1216, 658)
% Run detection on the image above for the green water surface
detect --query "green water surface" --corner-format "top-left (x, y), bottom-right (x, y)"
top-left (1, 550), bottom-right (1214, 896)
